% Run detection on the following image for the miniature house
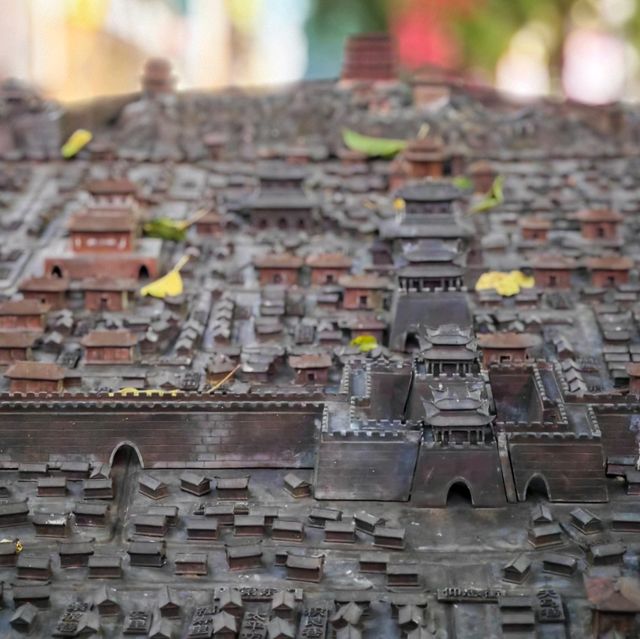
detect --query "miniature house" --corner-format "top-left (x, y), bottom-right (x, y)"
top-left (180, 472), bottom-right (211, 496)
top-left (267, 617), bottom-right (296, 639)
top-left (218, 589), bottom-right (243, 617)
top-left (585, 576), bottom-right (640, 637)
top-left (306, 253), bottom-right (352, 286)
top-left (81, 277), bottom-right (136, 312)
top-left (271, 590), bottom-right (296, 619)
top-left (92, 585), bottom-right (119, 616)
top-left (0, 299), bottom-right (49, 330)
top-left (10, 603), bottom-right (38, 631)
top-left (86, 178), bottom-right (139, 209)
top-left (0, 332), bottom-right (38, 363)
top-left (212, 611), bottom-right (237, 638)
top-left (253, 254), bottom-right (303, 286)
top-left (531, 254), bottom-right (576, 289)
top-left (226, 544), bottom-right (262, 571)
top-left (477, 332), bottom-right (541, 366)
top-left (194, 211), bottom-right (223, 236)
top-left (45, 208), bottom-right (159, 281)
top-left (288, 353), bottom-right (332, 384)
top-left (390, 136), bottom-right (459, 190)
top-left (285, 554), bottom-right (324, 583)
top-left (585, 256), bottom-right (633, 288)
top-left (174, 552), bottom-right (208, 576)
top-left (410, 69), bottom-right (452, 110)
top-left (203, 132), bottom-right (228, 160)
top-left (157, 585), bottom-right (180, 618)
top-left (248, 194), bottom-right (315, 231)
top-left (339, 274), bottom-right (388, 310)
top-left (5, 361), bottom-right (64, 393)
top-left (81, 330), bottom-right (137, 364)
top-left (468, 160), bottom-right (496, 194)
top-left (68, 212), bottom-right (136, 253)
top-left (216, 476), bottom-right (250, 500)
top-left (19, 276), bottom-right (68, 309)
top-left (575, 209), bottom-right (624, 241)
top-left (82, 477), bottom-right (113, 500)
top-left (520, 216), bottom-right (552, 242)
top-left (257, 163), bottom-right (307, 192)
top-left (283, 472), bottom-right (312, 498)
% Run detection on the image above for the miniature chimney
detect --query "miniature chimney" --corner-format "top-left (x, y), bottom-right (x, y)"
top-left (141, 58), bottom-right (175, 96)
top-left (341, 33), bottom-right (396, 83)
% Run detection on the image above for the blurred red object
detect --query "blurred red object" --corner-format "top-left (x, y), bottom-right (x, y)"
top-left (392, 0), bottom-right (479, 68)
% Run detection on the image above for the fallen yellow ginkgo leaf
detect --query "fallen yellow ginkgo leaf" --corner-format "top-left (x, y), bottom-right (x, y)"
top-left (61, 129), bottom-right (93, 159)
top-left (475, 270), bottom-right (535, 297)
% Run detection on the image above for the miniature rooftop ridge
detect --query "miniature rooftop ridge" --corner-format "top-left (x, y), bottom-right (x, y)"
top-left (395, 180), bottom-right (464, 202)
top-left (477, 332), bottom-right (541, 349)
top-left (0, 332), bottom-right (40, 348)
top-left (5, 361), bottom-right (65, 380)
top-left (19, 276), bottom-right (69, 291)
top-left (80, 329), bottom-right (138, 348)
top-left (85, 178), bottom-right (138, 195)
top-left (0, 299), bottom-right (50, 315)
top-left (68, 213), bottom-right (136, 232)
top-left (305, 252), bottom-right (353, 268)
top-left (253, 253), bottom-right (304, 268)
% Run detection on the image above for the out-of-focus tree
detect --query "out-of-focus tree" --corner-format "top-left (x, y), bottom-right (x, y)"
top-left (305, 0), bottom-right (640, 100)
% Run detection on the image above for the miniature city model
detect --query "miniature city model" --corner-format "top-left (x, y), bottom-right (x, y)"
top-left (0, 36), bottom-right (637, 638)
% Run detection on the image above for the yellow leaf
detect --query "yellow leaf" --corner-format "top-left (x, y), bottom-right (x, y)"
top-left (351, 335), bottom-right (379, 352)
top-left (61, 129), bottom-right (93, 159)
top-left (476, 270), bottom-right (534, 297)
top-left (140, 269), bottom-right (183, 299)
top-left (510, 271), bottom-right (535, 289)
top-left (495, 275), bottom-right (520, 297)
top-left (475, 271), bottom-right (506, 291)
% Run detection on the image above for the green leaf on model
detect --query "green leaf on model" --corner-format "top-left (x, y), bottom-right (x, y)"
top-left (143, 218), bottom-right (187, 242)
top-left (342, 128), bottom-right (407, 158)
top-left (471, 175), bottom-right (505, 213)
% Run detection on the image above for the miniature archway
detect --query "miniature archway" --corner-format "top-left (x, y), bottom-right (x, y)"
top-left (109, 441), bottom-right (144, 468)
top-left (50, 265), bottom-right (63, 278)
top-left (445, 479), bottom-right (474, 506)
top-left (523, 474), bottom-right (551, 501)
top-left (138, 265), bottom-right (150, 280)
top-left (404, 332), bottom-right (420, 353)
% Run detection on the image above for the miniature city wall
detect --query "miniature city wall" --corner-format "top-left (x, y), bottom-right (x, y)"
top-left (0, 394), bottom-right (324, 469)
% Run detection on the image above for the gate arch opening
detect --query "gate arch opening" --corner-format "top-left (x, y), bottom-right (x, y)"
top-left (110, 441), bottom-right (144, 468)
top-left (446, 480), bottom-right (473, 506)
top-left (524, 474), bottom-right (551, 501)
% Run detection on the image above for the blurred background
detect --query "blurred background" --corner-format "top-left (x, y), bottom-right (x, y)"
top-left (0, 0), bottom-right (639, 104)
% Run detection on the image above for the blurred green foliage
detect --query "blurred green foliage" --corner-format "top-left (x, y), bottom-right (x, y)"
top-left (305, 0), bottom-right (639, 89)
top-left (305, 0), bottom-right (392, 78)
